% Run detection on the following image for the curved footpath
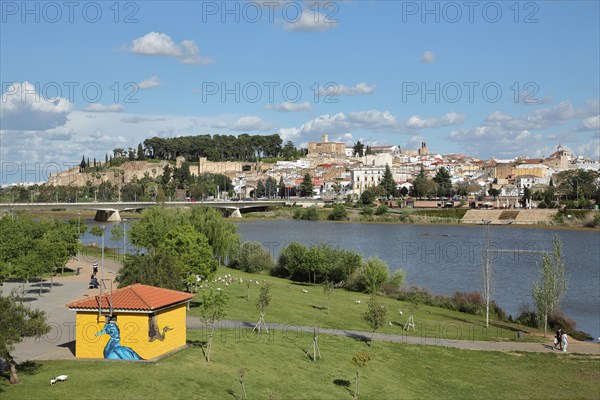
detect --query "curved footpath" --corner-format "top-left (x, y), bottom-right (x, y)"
top-left (187, 318), bottom-right (600, 355)
top-left (3, 264), bottom-right (598, 363)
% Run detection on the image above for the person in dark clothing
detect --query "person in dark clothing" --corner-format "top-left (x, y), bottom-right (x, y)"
top-left (89, 274), bottom-right (99, 289)
top-left (555, 328), bottom-right (562, 350)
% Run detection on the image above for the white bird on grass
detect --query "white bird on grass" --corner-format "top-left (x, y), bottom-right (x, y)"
top-left (50, 375), bottom-right (68, 385)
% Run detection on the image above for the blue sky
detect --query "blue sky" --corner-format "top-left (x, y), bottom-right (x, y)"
top-left (1, 0), bottom-right (599, 183)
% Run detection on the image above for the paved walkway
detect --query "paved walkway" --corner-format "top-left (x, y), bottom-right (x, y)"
top-left (187, 318), bottom-right (600, 355)
top-left (4, 262), bottom-right (599, 362)
top-left (1, 257), bottom-right (122, 363)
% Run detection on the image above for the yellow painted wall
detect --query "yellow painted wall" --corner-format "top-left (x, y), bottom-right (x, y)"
top-left (74, 304), bottom-right (188, 360)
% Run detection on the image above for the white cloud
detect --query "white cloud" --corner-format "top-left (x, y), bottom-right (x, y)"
top-left (421, 50), bottom-right (435, 64)
top-left (283, 8), bottom-right (338, 32)
top-left (581, 115), bottom-right (600, 130)
top-left (138, 76), bottom-right (161, 90)
top-left (84, 103), bottom-right (124, 113)
top-left (265, 101), bottom-right (312, 112)
top-left (129, 32), bottom-right (213, 65)
top-left (348, 110), bottom-right (398, 130)
top-left (405, 112), bottom-right (466, 129)
top-left (318, 82), bottom-right (376, 97)
top-left (578, 139), bottom-right (600, 159)
top-left (231, 116), bottom-right (272, 131)
top-left (1, 81), bottom-right (73, 130)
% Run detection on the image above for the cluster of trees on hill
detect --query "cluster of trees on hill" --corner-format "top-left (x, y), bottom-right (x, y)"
top-left (143, 134), bottom-right (302, 162)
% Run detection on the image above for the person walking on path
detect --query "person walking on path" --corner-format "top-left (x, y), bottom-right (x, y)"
top-left (561, 332), bottom-right (568, 352)
top-left (555, 328), bottom-right (562, 350)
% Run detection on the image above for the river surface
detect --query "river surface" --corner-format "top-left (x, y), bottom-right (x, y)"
top-left (82, 220), bottom-right (600, 340)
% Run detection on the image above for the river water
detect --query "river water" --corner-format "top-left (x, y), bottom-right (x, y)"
top-left (82, 220), bottom-right (600, 340)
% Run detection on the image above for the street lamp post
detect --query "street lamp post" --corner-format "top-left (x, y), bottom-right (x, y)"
top-left (122, 219), bottom-right (127, 260)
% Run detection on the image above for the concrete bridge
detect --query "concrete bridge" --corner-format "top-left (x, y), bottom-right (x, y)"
top-left (0, 199), bottom-right (323, 221)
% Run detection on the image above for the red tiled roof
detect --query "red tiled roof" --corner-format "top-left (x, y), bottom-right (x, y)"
top-left (66, 284), bottom-right (194, 312)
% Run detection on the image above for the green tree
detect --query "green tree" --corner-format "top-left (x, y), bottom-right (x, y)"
top-left (379, 164), bottom-right (397, 198)
top-left (137, 143), bottom-right (145, 160)
top-left (362, 295), bottom-right (387, 346)
top-left (300, 173), bottom-right (314, 197)
top-left (198, 289), bottom-right (228, 362)
top-left (433, 167), bottom-right (452, 197)
top-left (488, 187), bottom-right (501, 199)
top-left (232, 241), bottom-right (275, 273)
top-left (328, 203), bottom-right (347, 221)
top-left (360, 188), bottom-right (377, 205)
top-left (278, 176), bottom-right (286, 198)
top-left (254, 283), bottom-right (272, 334)
top-left (256, 180), bottom-right (266, 198)
top-left (353, 257), bottom-right (389, 293)
top-left (161, 164), bottom-right (172, 186)
top-left (375, 204), bottom-right (389, 215)
top-left (353, 140), bottom-right (365, 157)
top-left (532, 235), bottom-right (568, 337)
top-left (0, 291), bottom-right (51, 384)
top-left (351, 352), bottom-right (371, 399)
top-left (159, 225), bottom-right (217, 292)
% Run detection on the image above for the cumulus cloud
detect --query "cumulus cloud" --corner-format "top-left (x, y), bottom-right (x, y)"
top-left (406, 112), bottom-right (466, 129)
top-left (580, 115), bottom-right (600, 131)
top-left (231, 116), bottom-right (272, 131)
top-left (1, 81), bottom-right (73, 130)
top-left (318, 82), bottom-right (376, 97)
top-left (120, 116), bottom-right (166, 124)
top-left (128, 32), bottom-right (213, 65)
top-left (84, 103), bottom-right (124, 113)
top-left (265, 101), bottom-right (312, 112)
top-left (138, 76), bottom-right (161, 90)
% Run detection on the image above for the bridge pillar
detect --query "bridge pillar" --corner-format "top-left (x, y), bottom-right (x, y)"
top-left (94, 210), bottom-right (121, 222)
top-left (229, 208), bottom-right (242, 218)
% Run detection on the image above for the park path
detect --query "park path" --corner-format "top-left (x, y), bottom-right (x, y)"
top-left (1, 257), bottom-right (122, 363)
top-left (186, 317), bottom-right (600, 355)
top-left (5, 263), bottom-right (599, 363)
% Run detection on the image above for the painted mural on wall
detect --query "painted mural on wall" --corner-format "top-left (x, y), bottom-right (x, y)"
top-left (149, 315), bottom-right (172, 342)
top-left (96, 322), bottom-right (143, 360)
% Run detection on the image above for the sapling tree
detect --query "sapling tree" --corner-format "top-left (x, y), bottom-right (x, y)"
top-left (253, 283), bottom-right (271, 334)
top-left (532, 235), bottom-right (568, 337)
top-left (238, 368), bottom-right (248, 400)
top-left (351, 352), bottom-right (371, 399)
top-left (362, 295), bottom-right (387, 346)
top-left (198, 289), bottom-right (228, 362)
top-left (323, 279), bottom-right (335, 314)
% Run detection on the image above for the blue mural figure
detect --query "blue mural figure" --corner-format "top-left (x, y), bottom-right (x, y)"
top-left (96, 322), bottom-right (143, 360)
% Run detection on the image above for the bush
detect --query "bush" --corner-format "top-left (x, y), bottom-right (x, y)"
top-left (375, 204), bottom-right (389, 215)
top-left (347, 257), bottom-right (389, 293)
top-left (230, 241), bottom-right (274, 273)
top-left (275, 242), bottom-right (362, 285)
top-left (360, 189), bottom-right (377, 205)
top-left (361, 206), bottom-right (373, 216)
top-left (301, 206), bottom-right (319, 221)
top-left (328, 204), bottom-right (347, 221)
top-left (381, 269), bottom-right (405, 296)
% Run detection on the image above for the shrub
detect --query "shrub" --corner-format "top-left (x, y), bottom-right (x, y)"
top-left (375, 204), bottom-right (389, 215)
top-left (360, 189), bottom-right (377, 205)
top-left (301, 206), bottom-right (319, 221)
top-left (347, 257), bottom-right (389, 293)
top-left (361, 206), bottom-right (373, 216)
top-left (328, 204), bottom-right (347, 221)
top-left (381, 269), bottom-right (405, 296)
top-left (231, 241), bottom-right (274, 273)
top-left (292, 208), bottom-right (303, 219)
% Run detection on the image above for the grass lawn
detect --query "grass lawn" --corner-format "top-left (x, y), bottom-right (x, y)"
top-left (2, 331), bottom-right (598, 399)
top-left (192, 266), bottom-right (542, 343)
